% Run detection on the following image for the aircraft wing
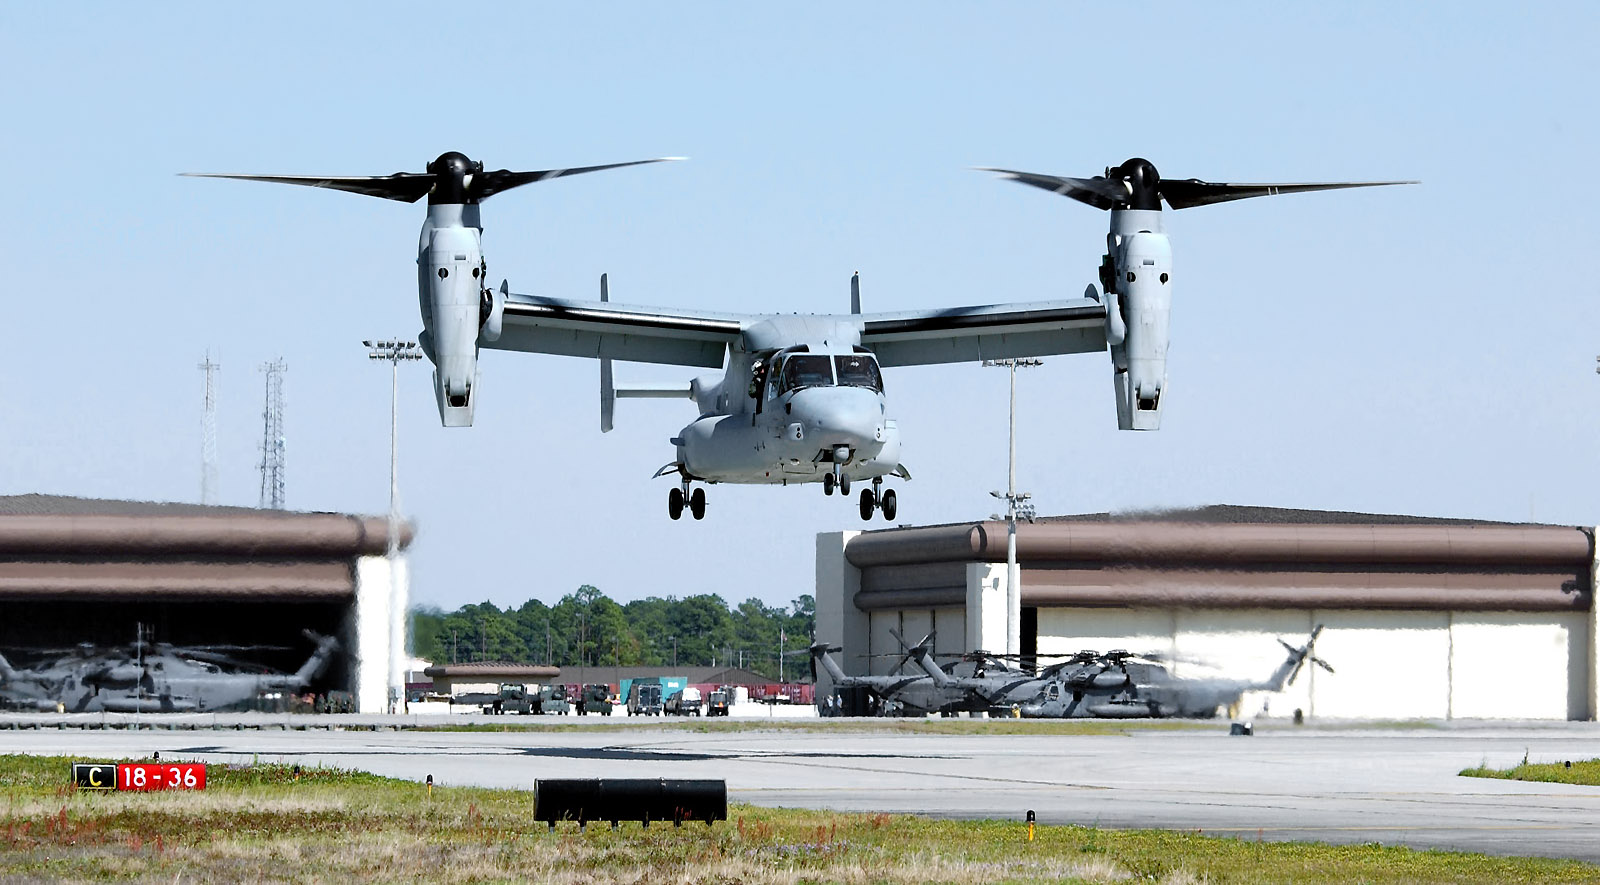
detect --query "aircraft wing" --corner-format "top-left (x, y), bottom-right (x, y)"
top-left (492, 293), bottom-right (745, 368)
top-left (858, 297), bottom-right (1108, 367)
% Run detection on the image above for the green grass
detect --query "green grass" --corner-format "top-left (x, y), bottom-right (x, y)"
top-left (3, 754), bottom-right (1596, 883)
top-left (1460, 757), bottom-right (1600, 786)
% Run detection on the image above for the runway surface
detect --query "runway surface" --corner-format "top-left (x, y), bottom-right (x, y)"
top-left (3, 720), bottom-right (1599, 862)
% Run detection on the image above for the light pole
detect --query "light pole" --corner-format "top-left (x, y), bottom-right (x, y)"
top-left (984, 358), bottom-right (1042, 657)
top-left (366, 339), bottom-right (423, 713)
top-left (668, 635), bottom-right (678, 668)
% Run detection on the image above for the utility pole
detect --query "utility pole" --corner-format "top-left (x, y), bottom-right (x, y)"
top-left (366, 339), bottom-right (423, 712)
top-left (257, 359), bottom-right (288, 510)
top-left (984, 358), bottom-right (1042, 657)
top-left (198, 353), bottom-right (220, 505)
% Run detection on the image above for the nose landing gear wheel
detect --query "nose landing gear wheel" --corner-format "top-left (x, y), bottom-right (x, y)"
top-left (822, 473), bottom-right (835, 496)
top-left (690, 487), bottom-right (707, 520)
top-left (881, 488), bottom-right (897, 521)
top-left (668, 487), bottom-right (684, 520)
top-left (859, 488), bottom-right (875, 521)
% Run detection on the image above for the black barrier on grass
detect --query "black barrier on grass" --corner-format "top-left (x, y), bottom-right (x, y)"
top-left (535, 778), bottom-right (727, 828)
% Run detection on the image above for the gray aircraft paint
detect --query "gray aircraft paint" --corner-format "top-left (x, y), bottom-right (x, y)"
top-left (0, 635), bottom-right (340, 714)
top-left (189, 153), bottom-right (1409, 516)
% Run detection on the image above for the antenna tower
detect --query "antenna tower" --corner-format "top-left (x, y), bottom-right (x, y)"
top-left (198, 352), bottom-right (220, 505)
top-left (258, 359), bottom-right (287, 510)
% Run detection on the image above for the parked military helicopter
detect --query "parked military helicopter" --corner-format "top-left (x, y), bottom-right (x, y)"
top-left (0, 631), bottom-right (340, 713)
top-left (188, 153), bottom-right (1411, 518)
top-left (804, 636), bottom-right (945, 716)
top-left (1017, 627), bottom-right (1333, 719)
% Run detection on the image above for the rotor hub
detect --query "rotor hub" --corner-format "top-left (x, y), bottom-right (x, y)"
top-left (426, 151), bottom-right (484, 204)
top-left (1113, 158), bottom-right (1162, 211)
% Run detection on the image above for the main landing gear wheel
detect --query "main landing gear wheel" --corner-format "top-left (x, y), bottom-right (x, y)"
top-left (839, 476), bottom-right (851, 495)
top-left (690, 487), bottom-right (707, 520)
top-left (668, 487), bottom-right (684, 520)
top-left (823, 473), bottom-right (835, 496)
top-left (859, 479), bottom-right (899, 521)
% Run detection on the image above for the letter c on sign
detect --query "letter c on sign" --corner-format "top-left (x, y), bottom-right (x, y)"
top-left (89, 767), bottom-right (103, 788)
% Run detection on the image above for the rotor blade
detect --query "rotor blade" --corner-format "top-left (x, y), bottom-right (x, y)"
top-left (977, 167), bottom-right (1128, 210)
top-left (181, 172), bottom-right (437, 203)
top-left (471, 157), bottom-right (685, 200)
top-left (1158, 178), bottom-right (1417, 210)
top-left (1312, 656), bottom-right (1335, 675)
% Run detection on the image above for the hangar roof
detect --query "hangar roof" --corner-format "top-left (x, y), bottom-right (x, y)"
top-left (0, 494), bottom-right (276, 517)
top-left (844, 505), bottom-right (1594, 614)
top-left (1037, 504), bottom-right (1537, 527)
top-left (423, 662), bottom-right (562, 679)
top-left (0, 494), bottom-right (411, 600)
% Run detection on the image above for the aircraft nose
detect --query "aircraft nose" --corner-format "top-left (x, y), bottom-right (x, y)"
top-left (797, 391), bottom-right (883, 449)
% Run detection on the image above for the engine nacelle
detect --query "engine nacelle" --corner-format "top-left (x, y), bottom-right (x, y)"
top-left (480, 279), bottom-right (506, 343)
top-left (426, 225), bottom-right (483, 427)
top-left (1110, 229), bottom-right (1171, 430)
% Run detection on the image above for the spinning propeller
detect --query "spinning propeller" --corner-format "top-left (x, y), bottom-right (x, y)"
top-left (981, 158), bottom-right (1414, 432)
top-left (184, 151), bottom-right (683, 205)
top-left (980, 158), bottom-right (1416, 212)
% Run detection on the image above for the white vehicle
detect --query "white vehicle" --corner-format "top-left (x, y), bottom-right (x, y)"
top-left (665, 687), bottom-right (703, 717)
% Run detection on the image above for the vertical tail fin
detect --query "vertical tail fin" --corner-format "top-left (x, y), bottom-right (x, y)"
top-left (1262, 625), bottom-right (1331, 691)
top-left (908, 646), bottom-right (952, 687)
top-left (291, 632), bottom-right (341, 686)
top-left (811, 643), bottom-right (848, 683)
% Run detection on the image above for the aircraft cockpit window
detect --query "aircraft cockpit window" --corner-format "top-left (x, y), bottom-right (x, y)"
top-left (833, 355), bottom-right (883, 392)
top-left (778, 355), bottom-right (834, 392)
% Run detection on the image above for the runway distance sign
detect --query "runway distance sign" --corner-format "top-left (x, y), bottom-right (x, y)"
top-left (72, 763), bottom-right (207, 791)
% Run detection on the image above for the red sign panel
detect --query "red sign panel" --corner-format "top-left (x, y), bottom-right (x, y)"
top-left (115, 763), bottom-right (207, 791)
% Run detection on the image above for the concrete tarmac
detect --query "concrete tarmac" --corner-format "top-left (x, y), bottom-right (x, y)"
top-left (3, 720), bottom-right (1599, 863)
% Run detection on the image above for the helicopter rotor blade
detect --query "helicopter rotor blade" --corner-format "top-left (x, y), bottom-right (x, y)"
top-left (977, 167), bottom-right (1128, 210)
top-left (1158, 178), bottom-right (1417, 210)
top-left (470, 157), bottom-right (684, 200)
top-left (179, 172), bottom-right (437, 203)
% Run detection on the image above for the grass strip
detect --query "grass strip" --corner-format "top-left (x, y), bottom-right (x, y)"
top-left (2, 754), bottom-right (1595, 883)
top-left (1460, 757), bottom-right (1600, 786)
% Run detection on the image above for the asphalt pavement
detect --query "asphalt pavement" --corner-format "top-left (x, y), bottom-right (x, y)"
top-left (3, 719), bottom-right (1598, 862)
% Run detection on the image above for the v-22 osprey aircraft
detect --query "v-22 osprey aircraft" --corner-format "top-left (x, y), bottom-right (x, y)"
top-left (188, 153), bottom-right (1412, 521)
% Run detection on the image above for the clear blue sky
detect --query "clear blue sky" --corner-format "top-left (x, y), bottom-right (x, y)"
top-left (3, 4), bottom-right (1596, 612)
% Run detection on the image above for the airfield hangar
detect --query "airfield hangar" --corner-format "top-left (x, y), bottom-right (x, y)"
top-left (0, 495), bottom-right (411, 714)
top-left (816, 506), bottom-right (1598, 720)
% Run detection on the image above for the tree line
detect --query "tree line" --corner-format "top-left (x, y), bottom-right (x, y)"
top-left (412, 586), bottom-right (816, 681)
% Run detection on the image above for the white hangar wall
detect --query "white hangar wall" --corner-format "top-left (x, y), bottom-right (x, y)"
top-left (1034, 607), bottom-right (1589, 720)
top-left (817, 509), bottom-right (1599, 721)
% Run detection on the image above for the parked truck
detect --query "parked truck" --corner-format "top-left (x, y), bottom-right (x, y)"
top-left (664, 686), bottom-right (703, 716)
top-left (576, 683), bottom-right (612, 716)
top-left (536, 684), bottom-right (571, 715)
top-left (477, 684), bottom-right (534, 715)
top-left (627, 681), bottom-right (664, 716)
top-left (706, 688), bottom-right (730, 717)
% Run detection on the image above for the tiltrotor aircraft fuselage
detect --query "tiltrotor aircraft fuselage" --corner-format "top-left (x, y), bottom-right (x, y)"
top-left (188, 153), bottom-right (1411, 520)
